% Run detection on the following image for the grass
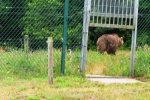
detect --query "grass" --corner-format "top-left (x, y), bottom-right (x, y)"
top-left (135, 45), bottom-right (150, 78)
top-left (0, 47), bottom-right (150, 99)
top-left (0, 76), bottom-right (150, 100)
top-left (0, 50), bottom-right (48, 79)
top-left (86, 46), bottom-right (150, 78)
top-left (86, 50), bottom-right (130, 76)
top-left (0, 46), bottom-right (150, 79)
top-left (0, 49), bottom-right (81, 79)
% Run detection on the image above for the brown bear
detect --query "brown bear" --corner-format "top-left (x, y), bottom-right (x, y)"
top-left (96, 33), bottom-right (123, 55)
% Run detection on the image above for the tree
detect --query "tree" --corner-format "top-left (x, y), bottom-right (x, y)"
top-left (137, 0), bottom-right (150, 46)
top-left (23, 0), bottom-right (84, 49)
top-left (22, 0), bottom-right (64, 49)
top-left (0, 0), bottom-right (27, 47)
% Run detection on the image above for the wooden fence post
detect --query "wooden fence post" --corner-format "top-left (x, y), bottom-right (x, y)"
top-left (24, 35), bottom-right (29, 53)
top-left (47, 37), bottom-right (53, 84)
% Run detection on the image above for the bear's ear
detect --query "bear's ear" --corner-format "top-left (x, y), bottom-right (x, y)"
top-left (120, 37), bottom-right (123, 40)
top-left (120, 37), bottom-right (124, 44)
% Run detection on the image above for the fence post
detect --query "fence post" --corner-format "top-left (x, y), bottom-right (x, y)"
top-left (61, 0), bottom-right (69, 75)
top-left (24, 35), bottom-right (29, 53)
top-left (130, 30), bottom-right (136, 77)
top-left (47, 37), bottom-right (53, 84)
top-left (130, 0), bottom-right (139, 77)
top-left (80, 0), bottom-right (91, 74)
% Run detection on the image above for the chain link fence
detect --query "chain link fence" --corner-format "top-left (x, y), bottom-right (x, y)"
top-left (0, 0), bottom-right (84, 79)
top-left (135, 0), bottom-right (150, 78)
top-left (0, 0), bottom-right (150, 79)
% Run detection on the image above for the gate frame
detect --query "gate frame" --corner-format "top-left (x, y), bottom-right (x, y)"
top-left (80, 0), bottom-right (139, 77)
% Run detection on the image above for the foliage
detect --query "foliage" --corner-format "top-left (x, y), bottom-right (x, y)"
top-left (137, 0), bottom-right (150, 46)
top-left (1, 0), bottom-right (150, 49)
top-left (23, 0), bottom-right (63, 37)
top-left (0, 0), bottom-right (27, 47)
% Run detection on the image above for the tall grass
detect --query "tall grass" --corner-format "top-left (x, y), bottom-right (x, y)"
top-left (135, 45), bottom-right (150, 78)
top-left (0, 49), bottom-right (81, 79)
top-left (0, 46), bottom-right (150, 79)
top-left (0, 50), bottom-right (48, 79)
top-left (86, 45), bottom-right (150, 78)
top-left (86, 50), bottom-right (130, 76)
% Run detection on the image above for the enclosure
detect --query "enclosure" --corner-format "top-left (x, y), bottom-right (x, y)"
top-left (0, 0), bottom-right (150, 80)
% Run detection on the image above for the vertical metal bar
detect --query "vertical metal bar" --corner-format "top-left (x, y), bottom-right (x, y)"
top-left (117, 0), bottom-right (121, 25)
top-left (80, 0), bottom-right (91, 74)
top-left (61, 0), bottom-right (69, 75)
top-left (125, 0), bottom-right (129, 25)
top-left (113, 0), bottom-right (116, 24)
top-left (91, 0), bottom-right (93, 23)
top-left (105, 0), bottom-right (108, 24)
top-left (97, 0), bottom-right (100, 24)
top-left (93, 0), bottom-right (96, 23)
top-left (130, 30), bottom-right (135, 77)
top-left (109, 0), bottom-right (112, 24)
top-left (130, 0), bottom-right (139, 77)
top-left (121, 0), bottom-right (125, 25)
top-left (129, 0), bottom-right (133, 26)
top-left (101, 0), bottom-right (104, 23)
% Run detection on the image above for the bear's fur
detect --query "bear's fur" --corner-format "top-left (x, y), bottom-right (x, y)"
top-left (96, 33), bottom-right (123, 55)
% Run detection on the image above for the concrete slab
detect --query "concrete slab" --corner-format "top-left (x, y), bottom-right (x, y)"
top-left (86, 74), bottom-right (142, 84)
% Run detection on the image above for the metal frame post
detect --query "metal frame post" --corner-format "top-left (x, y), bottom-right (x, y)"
top-left (80, 0), bottom-right (91, 73)
top-left (61, 0), bottom-right (69, 75)
top-left (130, 0), bottom-right (139, 77)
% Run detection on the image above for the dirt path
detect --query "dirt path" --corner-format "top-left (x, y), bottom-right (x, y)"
top-left (86, 74), bottom-right (142, 84)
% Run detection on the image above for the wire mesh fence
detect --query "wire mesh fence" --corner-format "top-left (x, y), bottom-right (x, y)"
top-left (0, 0), bottom-right (150, 79)
top-left (0, 0), bottom-right (84, 79)
top-left (1, 0), bottom-right (64, 79)
top-left (135, 0), bottom-right (150, 78)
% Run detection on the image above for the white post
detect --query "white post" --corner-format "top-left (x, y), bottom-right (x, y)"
top-left (130, 0), bottom-right (139, 77)
top-left (47, 37), bottom-right (53, 84)
top-left (80, 0), bottom-right (91, 74)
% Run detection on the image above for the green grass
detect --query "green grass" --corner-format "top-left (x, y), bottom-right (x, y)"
top-left (1, 46), bottom-right (150, 79)
top-left (1, 48), bottom-right (150, 99)
top-left (0, 50), bottom-right (48, 79)
top-left (135, 45), bottom-right (150, 78)
top-left (86, 46), bottom-right (150, 78)
top-left (86, 50), bottom-right (130, 76)
top-left (0, 76), bottom-right (150, 100)
top-left (0, 49), bottom-right (81, 79)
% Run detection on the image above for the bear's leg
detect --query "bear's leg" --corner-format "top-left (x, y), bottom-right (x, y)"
top-left (97, 46), bottom-right (105, 54)
top-left (107, 48), bottom-right (116, 55)
top-left (107, 51), bottom-right (116, 55)
top-left (97, 44), bottom-right (106, 54)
